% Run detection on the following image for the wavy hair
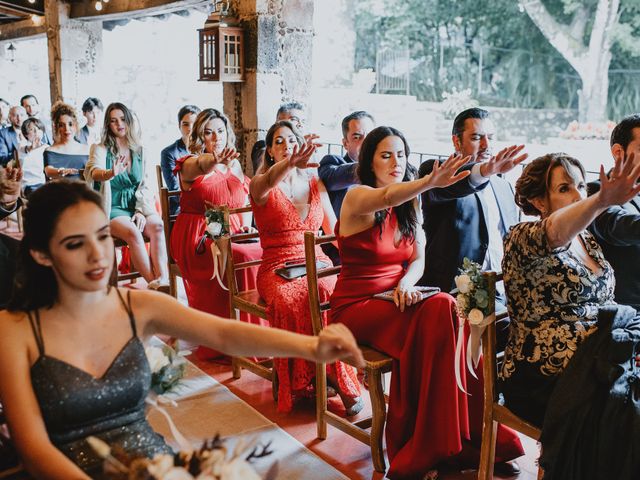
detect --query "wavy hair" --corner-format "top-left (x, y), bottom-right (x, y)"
top-left (101, 102), bottom-right (142, 156)
top-left (8, 182), bottom-right (108, 312)
top-left (188, 108), bottom-right (236, 154)
top-left (357, 126), bottom-right (418, 241)
top-left (262, 120), bottom-right (305, 170)
top-left (51, 101), bottom-right (78, 143)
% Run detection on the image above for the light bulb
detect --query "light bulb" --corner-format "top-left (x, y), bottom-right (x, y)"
top-left (95, 1), bottom-right (103, 11)
top-left (28, 0), bottom-right (36, 4)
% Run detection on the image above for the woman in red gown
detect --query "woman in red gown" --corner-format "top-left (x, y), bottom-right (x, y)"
top-left (170, 108), bottom-right (264, 359)
top-left (331, 126), bottom-right (523, 479)
top-left (249, 120), bottom-right (361, 413)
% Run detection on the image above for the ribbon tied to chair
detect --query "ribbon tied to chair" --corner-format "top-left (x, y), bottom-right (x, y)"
top-left (455, 312), bottom-right (496, 394)
top-left (195, 234), bottom-right (230, 291)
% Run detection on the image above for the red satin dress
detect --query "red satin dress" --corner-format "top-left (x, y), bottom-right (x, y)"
top-left (170, 157), bottom-right (265, 359)
top-left (330, 211), bottom-right (523, 479)
top-left (251, 177), bottom-right (360, 413)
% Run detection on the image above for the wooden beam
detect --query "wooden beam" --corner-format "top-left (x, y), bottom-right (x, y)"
top-left (0, 1), bottom-right (44, 16)
top-left (70, 0), bottom-right (209, 21)
top-left (44, 0), bottom-right (63, 103)
top-left (0, 5), bottom-right (29, 18)
top-left (0, 17), bottom-right (45, 41)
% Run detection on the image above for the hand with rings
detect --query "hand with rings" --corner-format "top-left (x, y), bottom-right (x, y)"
top-left (393, 281), bottom-right (422, 312)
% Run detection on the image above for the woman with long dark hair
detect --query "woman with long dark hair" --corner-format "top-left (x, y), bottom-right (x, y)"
top-left (330, 126), bottom-right (494, 479)
top-left (0, 181), bottom-right (364, 479)
top-left (86, 102), bottom-right (168, 289)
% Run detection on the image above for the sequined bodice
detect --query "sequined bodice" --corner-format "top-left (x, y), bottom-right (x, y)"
top-left (28, 290), bottom-right (170, 474)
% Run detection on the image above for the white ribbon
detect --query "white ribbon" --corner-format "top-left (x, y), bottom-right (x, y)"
top-left (454, 312), bottom-right (496, 394)
top-left (209, 236), bottom-right (229, 291)
top-left (146, 396), bottom-right (193, 454)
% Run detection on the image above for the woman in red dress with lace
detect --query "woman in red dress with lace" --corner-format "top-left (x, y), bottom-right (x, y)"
top-left (331, 126), bottom-right (523, 479)
top-left (170, 108), bottom-right (264, 359)
top-left (249, 120), bottom-right (361, 414)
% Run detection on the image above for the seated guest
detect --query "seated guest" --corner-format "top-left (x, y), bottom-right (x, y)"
top-left (0, 180), bottom-right (364, 478)
top-left (0, 164), bottom-right (22, 308)
top-left (43, 102), bottom-right (89, 181)
top-left (86, 102), bottom-right (168, 289)
top-left (589, 114), bottom-right (640, 310)
top-left (251, 101), bottom-right (306, 174)
top-left (501, 152), bottom-right (640, 427)
top-left (20, 94), bottom-right (52, 145)
top-left (160, 104), bottom-right (200, 215)
top-left (319, 110), bottom-right (375, 217)
top-left (0, 98), bottom-right (9, 128)
top-left (0, 106), bottom-right (28, 166)
top-left (16, 117), bottom-right (48, 196)
top-left (75, 97), bottom-right (104, 146)
top-left (170, 108), bottom-right (263, 359)
top-left (331, 126), bottom-right (522, 479)
top-left (250, 120), bottom-right (362, 414)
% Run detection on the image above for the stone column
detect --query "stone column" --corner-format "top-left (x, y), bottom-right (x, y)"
top-left (224, 0), bottom-right (315, 175)
top-left (44, 0), bottom-right (103, 106)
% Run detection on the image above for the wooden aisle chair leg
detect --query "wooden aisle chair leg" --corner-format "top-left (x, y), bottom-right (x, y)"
top-left (316, 359), bottom-right (328, 439)
top-left (368, 366), bottom-right (387, 473)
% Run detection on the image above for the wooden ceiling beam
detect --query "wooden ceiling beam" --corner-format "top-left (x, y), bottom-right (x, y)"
top-left (70, 0), bottom-right (209, 21)
top-left (0, 5), bottom-right (29, 18)
top-left (0, 17), bottom-right (45, 41)
top-left (0, 1), bottom-right (43, 16)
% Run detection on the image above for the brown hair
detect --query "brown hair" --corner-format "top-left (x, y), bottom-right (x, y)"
top-left (101, 102), bottom-right (142, 156)
top-left (515, 152), bottom-right (586, 216)
top-left (188, 108), bottom-right (235, 154)
top-left (262, 120), bottom-right (305, 169)
top-left (51, 101), bottom-right (78, 142)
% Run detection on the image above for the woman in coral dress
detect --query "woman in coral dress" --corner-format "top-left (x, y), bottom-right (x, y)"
top-left (331, 126), bottom-right (523, 479)
top-left (249, 120), bottom-right (361, 413)
top-left (170, 108), bottom-right (264, 359)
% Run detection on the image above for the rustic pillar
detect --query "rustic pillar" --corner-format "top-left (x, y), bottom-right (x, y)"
top-left (224, 0), bottom-right (315, 175)
top-left (44, 0), bottom-right (102, 106)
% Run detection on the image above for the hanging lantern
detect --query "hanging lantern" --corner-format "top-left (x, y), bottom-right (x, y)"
top-left (198, 8), bottom-right (244, 83)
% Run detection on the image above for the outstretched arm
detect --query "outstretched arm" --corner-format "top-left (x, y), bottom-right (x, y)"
top-left (177, 148), bottom-right (239, 188)
top-left (590, 205), bottom-right (640, 247)
top-left (318, 155), bottom-right (358, 191)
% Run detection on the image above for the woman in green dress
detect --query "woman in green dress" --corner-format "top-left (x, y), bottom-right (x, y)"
top-left (85, 102), bottom-right (168, 289)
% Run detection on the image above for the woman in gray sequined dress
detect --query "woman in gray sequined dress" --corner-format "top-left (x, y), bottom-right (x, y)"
top-left (0, 181), bottom-right (365, 479)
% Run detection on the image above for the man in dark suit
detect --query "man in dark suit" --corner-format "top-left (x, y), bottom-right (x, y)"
top-left (160, 105), bottom-right (200, 215)
top-left (0, 164), bottom-right (22, 308)
top-left (589, 114), bottom-right (640, 310)
top-left (319, 110), bottom-right (375, 217)
top-left (20, 94), bottom-right (51, 145)
top-left (76, 97), bottom-right (104, 146)
top-left (0, 106), bottom-right (27, 166)
top-left (418, 108), bottom-right (527, 293)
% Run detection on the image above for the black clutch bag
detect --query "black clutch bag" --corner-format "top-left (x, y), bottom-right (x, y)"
top-left (275, 260), bottom-right (330, 280)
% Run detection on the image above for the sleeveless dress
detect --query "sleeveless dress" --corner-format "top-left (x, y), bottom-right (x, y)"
top-left (251, 177), bottom-right (360, 413)
top-left (170, 157), bottom-right (264, 359)
top-left (330, 212), bottom-right (523, 479)
top-left (29, 289), bottom-right (171, 477)
top-left (43, 150), bottom-right (87, 180)
top-left (106, 150), bottom-right (143, 219)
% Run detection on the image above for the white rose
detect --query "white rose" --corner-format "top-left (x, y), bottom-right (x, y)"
top-left (455, 274), bottom-right (472, 294)
top-left (220, 458), bottom-right (261, 480)
top-left (456, 294), bottom-right (468, 311)
top-left (206, 221), bottom-right (223, 237)
top-left (468, 308), bottom-right (485, 326)
top-left (145, 346), bottom-right (170, 373)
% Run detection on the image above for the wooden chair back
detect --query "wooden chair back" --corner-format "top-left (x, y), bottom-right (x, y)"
top-left (158, 186), bottom-right (182, 297)
top-left (304, 231), bottom-right (392, 473)
top-left (478, 271), bottom-right (542, 480)
top-left (155, 164), bottom-right (164, 191)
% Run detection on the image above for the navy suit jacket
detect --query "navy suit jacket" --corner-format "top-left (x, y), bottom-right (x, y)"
top-left (160, 138), bottom-right (188, 215)
top-left (0, 127), bottom-right (19, 166)
top-left (318, 153), bottom-right (358, 217)
top-left (75, 125), bottom-right (90, 145)
top-left (418, 159), bottom-right (520, 291)
top-left (588, 180), bottom-right (640, 309)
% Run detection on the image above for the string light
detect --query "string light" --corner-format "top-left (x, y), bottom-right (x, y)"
top-left (28, 0), bottom-right (36, 4)
top-left (95, 1), bottom-right (103, 11)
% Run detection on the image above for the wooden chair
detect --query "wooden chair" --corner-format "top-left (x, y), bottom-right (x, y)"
top-left (222, 205), bottom-right (277, 400)
top-left (478, 271), bottom-right (542, 480)
top-left (158, 186), bottom-right (183, 298)
top-left (304, 231), bottom-right (393, 473)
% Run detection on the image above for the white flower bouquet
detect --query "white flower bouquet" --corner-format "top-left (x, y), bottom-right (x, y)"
top-left (145, 345), bottom-right (188, 395)
top-left (453, 258), bottom-right (496, 393)
top-left (204, 207), bottom-right (228, 240)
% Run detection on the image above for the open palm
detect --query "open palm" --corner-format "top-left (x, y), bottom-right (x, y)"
top-left (425, 153), bottom-right (472, 188)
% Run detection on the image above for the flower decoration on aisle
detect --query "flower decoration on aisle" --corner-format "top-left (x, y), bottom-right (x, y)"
top-left (90, 434), bottom-right (278, 480)
top-left (198, 203), bottom-right (230, 290)
top-left (559, 120), bottom-right (616, 140)
top-left (145, 345), bottom-right (188, 395)
top-left (453, 258), bottom-right (496, 393)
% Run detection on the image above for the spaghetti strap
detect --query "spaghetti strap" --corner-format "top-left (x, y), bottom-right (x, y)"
top-left (115, 288), bottom-right (138, 337)
top-left (27, 310), bottom-right (45, 355)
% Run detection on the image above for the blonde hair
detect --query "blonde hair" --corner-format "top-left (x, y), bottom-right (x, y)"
top-left (51, 101), bottom-right (78, 143)
top-left (101, 102), bottom-right (142, 156)
top-left (188, 108), bottom-right (236, 154)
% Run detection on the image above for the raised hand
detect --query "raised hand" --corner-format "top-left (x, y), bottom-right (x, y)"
top-left (424, 153), bottom-right (472, 188)
top-left (479, 145), bottom-right (528, 177)
top-left (215, 147), bottom-right (240, 166)
top-left (0, 165), bottom-right (23, 203)
top-left (112, 155), bottom-right (128, 176)
top-left (288, 141), bottom-right (319, 169)
top-left (316, 323), bottom-right (365, 368)
top-left (597, 152), bottom-right (640, 208)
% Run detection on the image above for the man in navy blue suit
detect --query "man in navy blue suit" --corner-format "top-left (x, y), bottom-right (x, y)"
top-left (160, 105), bottom-right (200, 215)
top-left (418, 108), bottom-right (527, 294)
top-left (20, 94), bottom-right (51, 145)
top-left (319, 110), bottom-right (375, 217)
top-left (0, 106), bottom-right (28, 166)
top-left (589, 114), bottom-right (640, 310)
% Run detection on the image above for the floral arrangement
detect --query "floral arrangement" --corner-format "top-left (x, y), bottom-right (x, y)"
top-left (89, 434), bottom-right (277, 480)
top-left (441, 88), bottom-right (479, 119)
top-left (145, 345), bottom-right (188, 395)
top-left (204, 207), bottom-right (229, 239)
top-left (559, 120), bottom-right (616, 141)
